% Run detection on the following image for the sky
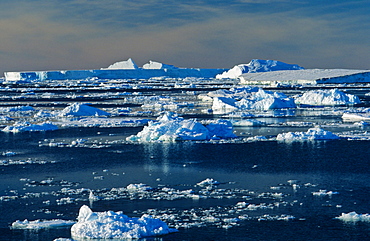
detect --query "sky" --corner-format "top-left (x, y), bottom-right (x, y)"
top-left (0, 0), bottom-right (369, 75)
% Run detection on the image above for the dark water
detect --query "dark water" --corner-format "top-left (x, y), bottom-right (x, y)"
top-left (1, 128), bottom-right (370, 240)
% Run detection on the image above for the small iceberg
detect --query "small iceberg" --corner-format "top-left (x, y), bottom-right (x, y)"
top-left (335, 212), bottom-right (370, 222)
top-left (276, 128), bottom-right (340, 141)
top-left (71, 205), bottom-right (177, 239)
top-left (295, 89), bottom-right (361, 106)
top-left (205, 87), bottom-right (296, 113)
top-left (2, 122), bottom-right (58, 133)
top-left (126, 112), bottom-right (236, 142)
top-left (59, 103), bottom-right (110, 117)
top-left (11, 219), bottom-right (75, 229)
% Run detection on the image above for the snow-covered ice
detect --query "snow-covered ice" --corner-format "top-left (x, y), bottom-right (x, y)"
top-left (11, 219), bottom-right (75, 229)
top-left (335, 212), bottom-right (370, 222)
top-left (2, 122), bottom-right (58, 133)
top-left (59, 103), bottom-right (110, 117)
top-left (295, 89), bottom-right (361, 106)
top-left (70, 205), bottom-right (177, 239)
top-left (208, 87), bottom-right (296, 112)
top-left (239, 68), bottom-right (370, 85)
top-left (126, 112), bottom-right (236, 142)
top-left (216, 59), bottom-right (303, 79)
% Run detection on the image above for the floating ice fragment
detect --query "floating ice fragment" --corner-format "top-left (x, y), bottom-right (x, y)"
top-left (312, 190), bottom-right (339, 196)
top-left (11, 219), bottom-right (75, 229)
top-left (59, 103), bottom-right (110, 117)
top-left (126, 112), bottom-right (236, 142)
top-left (71, 205), bottom-right (177, 239)
top-left (335, 212), bottom-right (370, 222)
top-left (295, 89), bottom-right (360, 106)
top-left (276, 128), bottom-right (340, 141)
top-left (196, 178), bottom-right (220, 187)
top-left (2, 122), bottom-right (58, 133)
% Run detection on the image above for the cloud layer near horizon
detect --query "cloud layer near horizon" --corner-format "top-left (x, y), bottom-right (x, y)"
top-left (0, 0), bottom-right (369, 74)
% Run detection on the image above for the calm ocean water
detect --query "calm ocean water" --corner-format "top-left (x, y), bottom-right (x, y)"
top-left (1, 128), bottom-right (370, 240)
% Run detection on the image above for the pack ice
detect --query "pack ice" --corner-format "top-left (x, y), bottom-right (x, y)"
top-left (126, 112), bottom-right (236, 142)
top-left (71, 205), bottom-right (177, 239)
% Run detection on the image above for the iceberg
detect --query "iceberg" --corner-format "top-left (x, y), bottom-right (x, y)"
top-left (335, 212), bottom-right (370, 222)
top-left (142, 60), bottom-right (178, 69)
top-left (11, 219), bottom-right (75, 229)
top-left (126, 112), bottom-right (236, 142)
top-left (208, 87), bottom-right (296, 112)
top-left (104, 58), bottom-right (138, 69)
top-left (276, 128), bottom-right (340, 141)
top-left (216, 59), bottom-right (304, 79)
top-left (342, 112), bottom-right (370, 121)
top-left (239, 68), bottom-right (370, 85)
top-left (71, 205), bottom-right (177, 239)
top-left (4, 59), bottom-right (226, 82)
top-left (59, 103), bottom-right (110, 117)
top-left (2, 122), bottom-right (58, 133)
top-left (295, 89), bottom-right (361, 106)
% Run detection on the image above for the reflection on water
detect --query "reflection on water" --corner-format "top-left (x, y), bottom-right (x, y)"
top-left (1, 129), bottom-right (370, 240)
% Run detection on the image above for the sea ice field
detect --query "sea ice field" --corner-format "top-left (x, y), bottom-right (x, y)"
top-left (2, 59), bottom-right (370, 240)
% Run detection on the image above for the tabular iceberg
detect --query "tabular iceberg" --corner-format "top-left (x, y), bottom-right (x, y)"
top-left (4, 58), bottom-right (226, 82)
top-left (71, 205), bottom-right (177, 239)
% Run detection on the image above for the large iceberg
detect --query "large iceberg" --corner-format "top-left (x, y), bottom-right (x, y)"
top-left (276, 128), bottom-right (340, 141)
top-left (2, 122), bottom-right (58, 133)
top-left (294, 89), bottom-right (361, 106)
top-left (239, 69), bottom-right (370, 85)
top-left (4, 59), bottom-right (226, 82)
top-left (71, 205), bottom-right (177, 239)
top-left (104, 58), bottom-right (138, 69)
top-left (216, 59), bottom-right (304, 79)
top-left (126, 112), bottom-right (236, 142)
top-left (142, 60), bottom-right (178, 69)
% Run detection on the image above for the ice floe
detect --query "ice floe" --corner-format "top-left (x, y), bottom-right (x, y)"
top-left (276, 128), bottom-right (340, 141)
top-left (312, 189), bottom-right (339, 196)
top-left (71, 205), bottom-right (177, 239)
top-left (294, 89), bottom-right (361, 106)
top-left (335, 212), bottom-right (370, 222)
top-left (2, 122), bottom-right (58, 133)
top-left (126, 112), bottom-right (236, 142)
top-left (11, 219), bottom-right (75, 229)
